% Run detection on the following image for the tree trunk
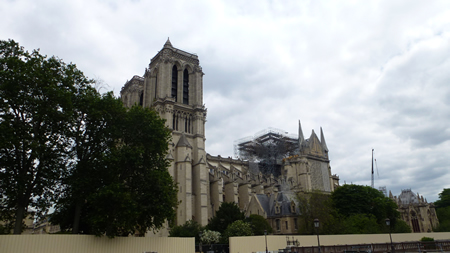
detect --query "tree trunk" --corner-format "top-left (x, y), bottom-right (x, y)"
top-left (72, 201), bottom-right (82, 234)
top-left (14, 203), bottom-right (26, 234)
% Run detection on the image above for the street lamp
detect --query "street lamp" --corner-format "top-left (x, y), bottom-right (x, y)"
top-left (199, 231), bottom-right (203, 253)
top-left (385, 218), bottom-right (394, 253)
top-left (314, 218), bottom-right (321, 253)
top-left (264, 229), bottom-right (268, 253)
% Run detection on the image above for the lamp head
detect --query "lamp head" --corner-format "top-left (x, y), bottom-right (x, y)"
top-left (314, 218), bottom-right (319, 228)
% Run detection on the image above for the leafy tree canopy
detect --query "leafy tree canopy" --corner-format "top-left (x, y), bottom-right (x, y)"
top-left (433, 189), bottom-right (450, 232)
top-left (434, 188), bottom-right (450, 209)
top-left (0, 39), bottom-right (177, 237)
top-left (207, 202), bottom-right (245, 234)
top-left (0, 39), bottom-right (93, 234)
top-left (340, 214), bottom-right (380, 234)
top-left (246, 214), bottom-right (272, 235)
top-left (393, 219), bottom-right (412, 233)
top-left (200, 230), bottom-right (221, 245)
top-left (169, 220), bottom-right (204, 243)
top-left (434, 206), bottom-right (450, 232)
top-left (221, 220), bottom-right (252, 244)
top-left (331, 184), bottom-right (400, 225)
top-left (297, 191), bottom-right (339, 235)
top-left (296, 185), bottom-right (403, 235)
top-left (52, 105), bottom-right (177, 237)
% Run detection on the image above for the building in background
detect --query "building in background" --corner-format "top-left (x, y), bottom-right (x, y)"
top-left (390, 189), bottom-right (439, 233)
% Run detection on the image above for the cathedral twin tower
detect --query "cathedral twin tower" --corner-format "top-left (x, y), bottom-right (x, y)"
top-left (121, 39), bottom-right (209, 226)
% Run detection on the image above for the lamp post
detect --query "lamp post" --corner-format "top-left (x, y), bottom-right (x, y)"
top-left (385, 218), bottom-right (394, 253)
top-left (314, 218), bottom-right (321, 253)
top-left (199, 231), bottom-right (203, 253)
top-left (264, 229), bottom-right (268, 253)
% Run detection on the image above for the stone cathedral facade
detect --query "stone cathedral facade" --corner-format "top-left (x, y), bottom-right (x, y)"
top-left (390, 189), bottom-right (439, 233)
top-left (120, 39), bottom-right (339, 231)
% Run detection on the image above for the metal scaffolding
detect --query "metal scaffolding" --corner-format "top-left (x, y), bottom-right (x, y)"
top-left (234, 127), bottom-right (299, 176)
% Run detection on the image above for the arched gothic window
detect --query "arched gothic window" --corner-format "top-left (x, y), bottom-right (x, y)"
top-left (428, 210), bottom-right (433, 228)
top-left (411, 211), bottom-right (421, 232)
top-left (139, 92), bottom-right (144, 106)
top-left (184, 115), bottom-right (189, 133)
top-left (123, 95), bottom-right (128, 107)
top-left (171, 65), bottom-right (178, 101)
top-left (154, 75), bottom-right (158, 99)
top-left (183, 69), bottom-right (189, 104)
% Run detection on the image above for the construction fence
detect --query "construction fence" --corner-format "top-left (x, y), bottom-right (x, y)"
top-left (289, 240), bottom-right (450, 253)
top-left (229, 233), bottom-right (450, 253)
top-left (0, 234), bottom-right (194, 253)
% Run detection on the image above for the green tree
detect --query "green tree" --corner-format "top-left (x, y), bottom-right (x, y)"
top-left (51, 90), bottom-right (126, 234)
top-left (340, 214), bottom-right (380, 234)
top-left (200, 230), bottom-right (221, 245)
top-left (0, 223), bottom-right (9, 234)
top-left (246, 214), bottom-right (272, 235)
top-left (435, 207), bottom-right (450, 231)
top-left (393, 219), bottom-right (412, 233)
top-left (0, 40), bottom-right (93, 234)
top-left (169, 220), bottom-right (204, 243)
top-left (434, 189), bottom-right (450, 232)
top-left (297, 191), bottom-right (339, 235)
top-left (435, 189), bottom-right (450, 208)
top-left (331, 184), bottom-right (400, 228)
top-left (52, 105), bottom-right (178, 237)
top-left (221, 220), bottom-right (252, 243)
top-left (207, 202), bottom-right (245, 234)
top-left (420, 237), bottom-right (434, 242)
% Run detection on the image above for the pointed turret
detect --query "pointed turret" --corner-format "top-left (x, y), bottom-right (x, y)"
top-left (311, 129), bottom-right (316, 139)
top-left (176, 133), bottom-right (192, 148)
top-left (389, 190), bottom-right (393, 198)
top-left (320, 127), bottom-right (329, 152)
top-left (298, 120), bottom-right (304, 147)
top-left (164, 37), bottom-right (173, 48)
top-left (166, 150), bottom-right (174, 160)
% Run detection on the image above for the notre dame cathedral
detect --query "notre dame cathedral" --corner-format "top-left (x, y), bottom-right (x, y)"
top-left (120, 39), bottom-right (340, 234)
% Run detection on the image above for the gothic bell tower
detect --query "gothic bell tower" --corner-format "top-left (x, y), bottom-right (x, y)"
top-left (142, 38), bottom-right (208, 226)
top-left (120, 39), bottom-right (208, 226)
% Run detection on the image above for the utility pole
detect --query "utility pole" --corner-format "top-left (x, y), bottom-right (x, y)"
top-left (371, 149), bottom-right (374, 188)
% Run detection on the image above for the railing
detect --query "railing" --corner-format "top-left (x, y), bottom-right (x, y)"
top-left (289, 240), bottom-right (450, 253)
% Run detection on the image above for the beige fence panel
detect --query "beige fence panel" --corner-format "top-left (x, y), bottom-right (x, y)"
top-left (0, 235), bottom-right (194, 253)
top-left (230, 232), bottom-right (450, 253)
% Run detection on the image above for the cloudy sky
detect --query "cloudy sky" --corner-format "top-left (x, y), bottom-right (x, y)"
top-left (2, 0), bottom-right (450, 202)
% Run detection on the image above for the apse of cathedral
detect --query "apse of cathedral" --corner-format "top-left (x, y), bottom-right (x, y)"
top-left (120, 39), bottom-right (438, 235)
top-left (390, 189), bottom-right (439, 233)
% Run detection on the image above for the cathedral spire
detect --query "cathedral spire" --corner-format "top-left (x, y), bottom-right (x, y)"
top-left (298, 120), bottom-right (304, 147)
top-left (320, 127), bottom-right (329, 152)
top-left (164, 37), bottom-right (173, 48)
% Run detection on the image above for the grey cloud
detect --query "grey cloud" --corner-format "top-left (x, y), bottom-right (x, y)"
top-left (2, 0), bottom-right (450, 202)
